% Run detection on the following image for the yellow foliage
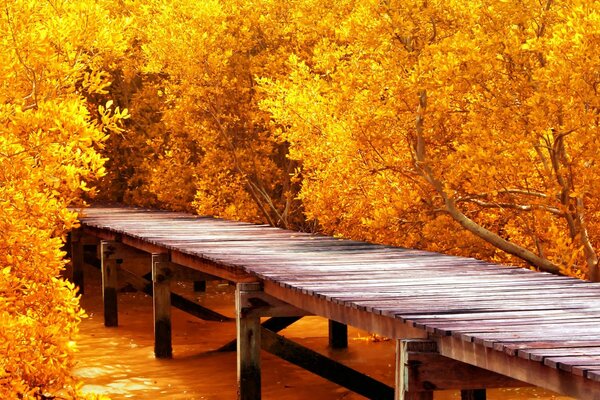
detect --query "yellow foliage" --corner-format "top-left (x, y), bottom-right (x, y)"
top-left (1, 0), bottom-right (128, 397)
top-left (259, 0), bottom-right (600, 277)
top-left (90, 0), bottom-right (598, 278)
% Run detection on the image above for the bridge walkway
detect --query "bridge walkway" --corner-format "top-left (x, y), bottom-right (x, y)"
top-left (72, 206), bottom-right (600, 400)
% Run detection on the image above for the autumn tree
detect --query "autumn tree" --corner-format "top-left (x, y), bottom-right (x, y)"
top-left (97, 0), bottom-right (356, 231)
top-left (0, 0), bottom-right (126, 397)
top-left (260, 0), bottom-right (600, 279)
top-left (88, 0), bottom-right (599, 280)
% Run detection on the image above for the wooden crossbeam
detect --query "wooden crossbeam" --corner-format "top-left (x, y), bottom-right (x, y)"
top-left (236, 283), bottom-right (392, 399)
top-left (396, 339), bottom-right (529, 400)
top-left (83, 253), bottom-right (232, 322)
top-left (437, 335), bottom-right (600, 400)
top-left (262, 328), bottom-right (394, 399)
top-left (237, 285), bottom-right (311, 318)
top-left (405, 351), bottom-right (528, 391)
top-left (216, 316), bottom-right (302, 352)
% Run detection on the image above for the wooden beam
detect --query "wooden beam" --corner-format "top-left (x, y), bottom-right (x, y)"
top-left (100, 240), bottom-right (119, 327)
top-left (329, 320), bottom-right (348, 349)
top-left (262, 328), bottom-right (394, 399)
top-left (217, 317), bottom-right (302, 352)
top-left (436, 335), bottom-right (600, 400)
top-left (81, 226), bottom-right (121, 242)
top-left (168, 264), bottom-right (217, 282)
top-left (405, 352), bottom-right (527, 391)
top-left (83, 252), bottom-right (232, 322)
top-left (237, 286), bottom-right (311, 318)
top-left (153, 255), bottom-right (172, 359)
top-left (172, 250), bottom-right (257, 283)
top-left (236, 282), bottom-right (262, 400)
top-left (117, 263), bottom-right (232, 322)
top-left (396, 340), bottom-right (435, 400)
top-left (81, 228), bottom-right (255, 282)
top-left (263, 281), bottom-right (427, 340)
top-left (70, 230), bottom-right (85, 294)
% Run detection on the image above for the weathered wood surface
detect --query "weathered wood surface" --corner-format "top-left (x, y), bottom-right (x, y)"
top-left (78, 206), bottom-right (600, 399)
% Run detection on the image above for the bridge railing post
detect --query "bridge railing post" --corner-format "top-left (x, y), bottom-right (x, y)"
top-left (236, 282), bottom-right (262, 400)
top-left (152, 253), bottom-right (172, 359)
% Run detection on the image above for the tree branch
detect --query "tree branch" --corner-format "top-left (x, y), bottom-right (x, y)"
top-left (458, 198), bottom-right (563, 215)
top-left (411, 90), bottom-right (561, 275)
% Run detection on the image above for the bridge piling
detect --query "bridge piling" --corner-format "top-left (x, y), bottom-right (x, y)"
top-left (396, 339), bottom-right (435, 400)
top-left (100, 240), bottom-right (120, 327)
top-left (236, 282), bottom-right (262, 400)
top-left (328, 320), bottom-right (348, 349)
top-left (152, 253), bottom-right (173, 359)
top-left (70, 230), bottom-right (85, 294)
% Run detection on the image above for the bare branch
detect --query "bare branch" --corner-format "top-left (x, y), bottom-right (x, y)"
top-left (411, 90), bottom-right (561, 275)
top-left (459, 198), bottom-right (563, 215)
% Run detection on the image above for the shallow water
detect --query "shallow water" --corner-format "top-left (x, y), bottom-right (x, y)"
top-left (74, 265), bottom-right (574, 399)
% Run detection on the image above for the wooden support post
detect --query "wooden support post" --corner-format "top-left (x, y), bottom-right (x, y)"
top-left (152, 254), bottom-right (172, 359)
top-left (236, 282), bottom-right (262, 400)
top-left (100, 240), bottom-right (119, 327)
top-left (328, 320), bottom-right (348, 349)
top-left (396, 340), bottom-right (436, 400)
top-left (193, 280), bottom-right (207, 292)
top-left (461, 389), bottom-right (486, 400)
top-left (70, 230), bottom-right (85, 294)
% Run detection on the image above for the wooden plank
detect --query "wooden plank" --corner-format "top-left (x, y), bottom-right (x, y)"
top-left (262, 280), bottom-right (427, 340)
top-left (100, 240), bottom-right (119, 327)
top-left (152, 255), bottom-right (172, 359)
top-left (519, 346), bottom-right (600, 361)
top-left (494, 340), bottom-right (600, 356)
top-left (436, 335), bottom-right (600, 399)
top-left (236, 282), bottom-right (262, 400)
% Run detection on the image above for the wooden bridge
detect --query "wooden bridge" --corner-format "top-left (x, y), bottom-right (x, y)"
top-left (69, 206), bottom-right (600, 400)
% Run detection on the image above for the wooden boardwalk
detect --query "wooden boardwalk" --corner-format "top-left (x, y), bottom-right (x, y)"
top-left (72, 206), bottom-right (600, 399)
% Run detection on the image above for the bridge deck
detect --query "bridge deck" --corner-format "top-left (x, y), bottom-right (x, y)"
top-left (77, 206), bottom-right (600, 399)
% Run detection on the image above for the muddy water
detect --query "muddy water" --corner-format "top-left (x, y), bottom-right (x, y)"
top-left (74, 265), bottom-right (574, 399)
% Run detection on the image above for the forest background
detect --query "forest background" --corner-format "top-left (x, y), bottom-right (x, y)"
top-left (0, 0), bottom-right (598, 398)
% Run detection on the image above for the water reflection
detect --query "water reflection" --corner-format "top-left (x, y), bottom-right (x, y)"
top-left (74, 266), bottom-right (574, 399)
